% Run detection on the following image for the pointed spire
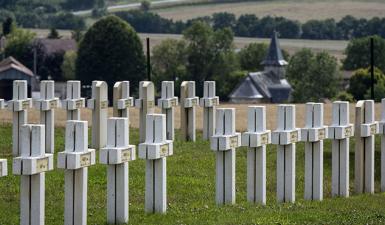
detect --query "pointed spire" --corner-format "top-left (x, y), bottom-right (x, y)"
top-left (261, 31), bottom-right (288, 66)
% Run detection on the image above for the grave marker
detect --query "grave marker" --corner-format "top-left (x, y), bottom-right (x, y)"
top-left (200, 81), bottom-right (219, 140)
top-left (158, 81), bottom-right (178, 140)
top-left (87, 81), bottom-right (108, 150)
top-left (100, 117), bottom-right (136, 224)
top-left (135, 81), bottom-right (155, 143)
top-left (138, 114), bottom-right (173, 213)
top-left (62, 80), bottom-right (85, 120)
top-left (355, 100), bottom-right (378, 194)
top-left (113, 81), bottom-right (134, 139)
top-left (180, 81), bottom-right (199, 141)
top-left (0, 99), bottom-right (4, 109)
top-left (58, 121), bottom-right (96, 225)
top-left (34, 81), bottom-right (60, 153)
top-left (0, 159), bottom-right (7, 177)
top-left (328, 101), bottom-right (353, 197)
top-left (380, 99), bottom-right (385, 192)
top-left (301, 103), bottom-right (327, 201)
top-left (271, 105), bottom-right (300, 203)
top-left (13, 124), bottom-right (54, 225)
top-left (8, 80), bottom-right (32, 156)
top-left (210, 108), bottom-right (240, 205)
top-left (241, 106), bottom-right (270, 204)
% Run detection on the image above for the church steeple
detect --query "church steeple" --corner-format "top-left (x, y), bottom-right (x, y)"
top-left (261, 31), bottom-right (288, 67)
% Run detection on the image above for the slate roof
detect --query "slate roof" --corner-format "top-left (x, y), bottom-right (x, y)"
top-left (229, 71), bottom-right (292, 103)
top-left (261, 31), bottom-right (288, 66)
top-left (0, 56), bottom-right (34, 77)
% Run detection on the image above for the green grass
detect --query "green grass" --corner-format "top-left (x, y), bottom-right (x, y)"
top-left (1, 123), bottom-right (385, 224)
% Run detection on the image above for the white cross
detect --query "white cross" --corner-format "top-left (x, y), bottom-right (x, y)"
top-left (301, 103), bottom-right (327, 201)
top-left (13, 124), bottom-right (54, 225)
top-left (34, 80), bottom-right (61, 154)
top-left (0, 159), bottom-right (6, 177)
top-left (210, 108), bottom-right (240, 205)
top-left (328, 101), bottom-right (353, 197)
top-left (62, 80), bottom-right (85, 120)
top-left (355, 100), bottom-right (377, 194)
top-left (138, 114), bottom-right (173, 213)
top-left (157, 81), bottom-right (178, 140)
top-left (100, 117), bottom-right (136, 223)
top-left (87, 80), bottom-right (108, 150)
top-left (241, 106), bottom-right (270, 204)
top-left (180, 81), bottom-right (199, 141)
top-left (380, 99), bottom-right (385, 192)
top-left (58, 121), bottom-right (96, 225)
top-left (200, 81), bottom-right (219, 140)
top-left (271, 105), bottom-right (300, 203)
top-left (135, 81), bottom-right (155, 143)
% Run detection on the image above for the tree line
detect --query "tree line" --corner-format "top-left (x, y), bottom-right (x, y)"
top-left (115, 10), bottom-right (385, 40)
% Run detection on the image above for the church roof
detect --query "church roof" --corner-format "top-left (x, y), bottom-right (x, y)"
top-left (261, 31), bottom-right (288, 67)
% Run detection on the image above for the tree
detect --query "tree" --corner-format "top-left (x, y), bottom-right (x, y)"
top-left (348, 67), bottom-right (385, 100)
top-left (301, 19), bottom-right (338, 39)
top-left (140, 0), bottom-right (151, 11)
top-left (76, 15), bottom-right (146, 98)
top-left (47, 27), bottom-right (60, 39)
top-left (234, 14), bottom-right (258, 37)
top-left (92, 0), bottom-right (107, 18)
top-left (343, 35), bottom-right (385, 72)
top-left (287, 49), bottom-right (340, 102)
top-left (212, 12), bottom-right (236, 30)
top-left (2, 17), bottom-right (14, 36)
top-left (151, 39), bottom-right (187, 95)
top-left (238, 43), bottom-right (268, 71)
top-left (61, 50), bottom-right (77, 80)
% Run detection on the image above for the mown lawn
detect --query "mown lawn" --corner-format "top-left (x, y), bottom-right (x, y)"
top-left (1, 123), bottom-right (385, 224)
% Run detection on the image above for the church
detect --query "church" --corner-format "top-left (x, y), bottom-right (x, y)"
top-left (229, 32), bottom-right (292, 103)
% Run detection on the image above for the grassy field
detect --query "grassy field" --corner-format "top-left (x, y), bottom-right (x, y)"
top-left (1, 122), bottom-right (385, 224)
top-left (154, 0), bottom-right (385, 22)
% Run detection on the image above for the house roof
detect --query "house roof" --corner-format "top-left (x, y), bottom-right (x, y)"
top-left (0, 56), bottom-right (34, 77)
top-left (36, 38), bottom-right (77, 55)
top-left (261, 31), bottom-right (288, 67)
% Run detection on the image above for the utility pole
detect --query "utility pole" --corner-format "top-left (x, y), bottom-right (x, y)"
top-left (370, 37), bottom-right (374, 99)
top-left (146, 37), bottom-right (151, 81)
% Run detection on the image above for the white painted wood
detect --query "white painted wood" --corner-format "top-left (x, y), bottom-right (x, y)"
top-left (200, 81), bottom-right (219, 140)
top-left (135, 81), bottom-right (155, 143)
top-left (158, 81), bottom-right (178, 140)
top-left (138, 114), bottom-right (173, 213)
top-left (63, 80), bottom-right (85, 120)
top-left (355, 100), bottom-right (377, 194)
top-left (180, 81), bottom-right (199, 141)
top-left (302, 103), bottom-right (326, 201)
top-left (58, 121), bottom-right (95, 225)
top-left (271, 105), bottom-right (299, 203)
top-left (328, 101), bottom-right (353, 198)
top-left (8, 80), bottom-right (31, 156)
top-left (14, 125), bottom-right (53, 225)
top-left (87, 81), bottom-right (108, 150)
top-left (241, 106), bottom-right (270, 205)
top-left (210, 108), bottom-right (239, 205)
top-left (100, 117), bottom-right (135, 224)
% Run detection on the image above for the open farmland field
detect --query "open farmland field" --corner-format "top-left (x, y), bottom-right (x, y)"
top-left (1, 103), bottom-right (385, 224)
top-left (154, 0), bottom-right (385, 22)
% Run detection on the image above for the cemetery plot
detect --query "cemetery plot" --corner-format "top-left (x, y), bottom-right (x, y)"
top-left (34, 80), bottom-right (60, 154)
top-left (62, 80), bottom-right (85, 120)
top-left (355, 100), bottom-right (378, 194)
top-left (113, 81), bottom-right (134, 143)
top-left (138, 114), bottom-right (173, 213)
top-left (100, 117), bottom-right (136, 224)
top-left (158, 81), bottom-right (178, 140)
top-left (301, 103), bottom-right (327, 201)
top-left (57, 121), bottom-right (96, 225)
top-left (13, 124), bottom-right (54, 225)
top-left (211, 108), bottom-right (240, 205)
top-left (180, 81), bottom-right (199, 142)
top-left (271, 105), bottom-right (300, 203)
top-left (200, 81), bottom-right (219, 140)
top-left (87, 80), bottom-right (108, 150)
top-left (241, 106), bottom-right (270, 205)
top-left (328, 101), bottom-right (353, 197)
top-left (135, 81), bottom-right (155, 143)
top-left (8, 80), bottom-right (32, 156)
